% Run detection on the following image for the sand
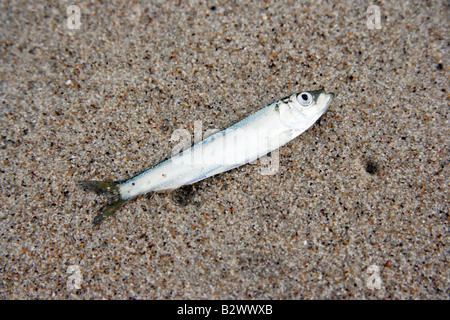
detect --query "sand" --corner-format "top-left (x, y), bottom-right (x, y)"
top-left (0, 0), bottom-right (448, 299)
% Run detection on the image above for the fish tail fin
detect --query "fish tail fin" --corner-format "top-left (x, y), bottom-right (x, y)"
top-left (92, 197), bottom-right (126, 226)
top-left (78, 180), bottom-right (126, 226)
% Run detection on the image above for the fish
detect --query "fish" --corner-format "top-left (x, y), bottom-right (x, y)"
top-left (80, 88), bottom-right (335, 226)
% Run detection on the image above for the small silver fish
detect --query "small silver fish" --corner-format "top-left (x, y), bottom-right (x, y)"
top-left (80, 88), bottom-right (335, 225)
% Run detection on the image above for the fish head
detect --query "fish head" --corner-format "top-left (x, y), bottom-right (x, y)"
top-left (308, 88), bottom-right (334, 111)
top-left (295, 88), bottom-right (334, 117)
top-left (279, 88), bottom-right (335, 129)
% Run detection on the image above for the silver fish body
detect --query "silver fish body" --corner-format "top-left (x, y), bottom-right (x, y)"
top-left (81, 88), bottom-right (334, 225)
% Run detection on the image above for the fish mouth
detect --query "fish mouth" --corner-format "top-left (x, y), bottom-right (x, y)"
top-left (311, 88), bottom-right (335, 112)
top-left (326, 92), bottom-right (335, 107)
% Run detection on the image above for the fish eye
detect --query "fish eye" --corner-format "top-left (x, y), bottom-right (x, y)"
top-left (297, 92), bottom-right (313, 106)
